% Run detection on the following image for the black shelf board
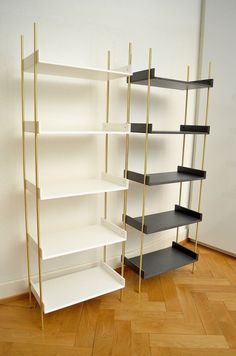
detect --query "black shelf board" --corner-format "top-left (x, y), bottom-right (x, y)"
top-left (129, 68), bottom-right (214, 90)
top-left (125, 205), bottom-right (202, 234)
top-left (124, 241), bottom-right (199, 279)
top-left (131, 123), bottom-right (210, 135)
top-left (127, 166), bottom-right (206, 186)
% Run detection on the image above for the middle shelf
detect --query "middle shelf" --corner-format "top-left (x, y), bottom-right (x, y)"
top-left (126, 205), bottom-right (202, 234)
top-left (26, 173), bottom-right (129, 200)
top-left (29, 219), bottom-right (126, 260)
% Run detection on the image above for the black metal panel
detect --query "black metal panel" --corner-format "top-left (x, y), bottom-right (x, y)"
top-left (129, 68), bottom-right (214, 90)
top-left (127, 167), bottom-right (206, 185)
top-left (127, 170), bottom-right (149, 184)
top-left (125, 206), bottom-right (202, 234)
top-left (180, 125), bottom-right (210, 134)
top-left (177, 166), bottom-right (206, 178)
top-left (131, 123), bottom-right (153, 133)
top-left (129, 68), bottom-right (155, 83)
top-left (172, 241), bottom-right (199, 260)
top-left (175, 204), bottom-right (202, 220)
top-left (124, 242), bottom-right (199, 279)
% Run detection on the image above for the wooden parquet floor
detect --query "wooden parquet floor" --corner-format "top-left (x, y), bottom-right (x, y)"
top-left (0, 242), bottom-right (236, 356)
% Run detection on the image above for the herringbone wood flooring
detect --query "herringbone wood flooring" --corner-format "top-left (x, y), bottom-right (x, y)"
top-left (0, 242), bottom-right (236, 355)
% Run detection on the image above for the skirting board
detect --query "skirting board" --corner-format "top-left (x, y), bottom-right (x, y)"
top-left (0, 229), bottom-right (187, 299)
top-left (188, 237), bottom-right (236, 258)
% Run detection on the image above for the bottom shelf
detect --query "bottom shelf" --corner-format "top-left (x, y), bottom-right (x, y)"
top-left (31, 262), bottom-right (124, 313)
top-left (124, 242), bottom-right (198, 279)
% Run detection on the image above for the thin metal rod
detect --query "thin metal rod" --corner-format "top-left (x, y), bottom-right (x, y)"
top-left (138, 48), bottom-right (152, 293)
top-left (103, 50), bottom-right (110, 263)
top-left (176, 65), bottom-right (190, 243)
top-left (21, 35), bottom-right (32, 304)
top-left (33, 23), bottom-right (44, 330)
top-left (194, 62), bottom-right (211, 250)
top-left (121, 42), bottom-right (132, 285)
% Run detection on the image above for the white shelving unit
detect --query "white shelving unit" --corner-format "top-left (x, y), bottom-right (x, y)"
top-left (21, 24), bottom-right (132, 328)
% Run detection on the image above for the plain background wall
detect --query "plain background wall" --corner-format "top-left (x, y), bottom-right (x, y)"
top-left (0, 0), bottom-right (201, 297)
top-left (189, 0), bottom-right (236, 255)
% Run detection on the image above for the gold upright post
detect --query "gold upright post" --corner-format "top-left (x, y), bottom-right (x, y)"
top-left (176, 65), bottom-right (190, 243)
top-left (120, 43), bottom-right (132, 299)
top-left (193, 62), bottom-right (212, 266)
top-left (21, 35), bottom-right (32, 303)
top-left (103, 50), bottom-right (111, 263)
top-left (138, 48), bottom-right (152, 293)
top-left (33, 23), bottom-right (44, 329)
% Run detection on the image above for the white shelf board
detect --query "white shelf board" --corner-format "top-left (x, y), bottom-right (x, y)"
top-left (24, 51), bottom-right (132, 80)
top-left (26, 173), bottom-right (128, 200)
top-left (24, 121), bottom-right (131, 135)
top-left (29, 219), bottom-right (126, 260)
top-left (31, 262), bottom-right (125, 313)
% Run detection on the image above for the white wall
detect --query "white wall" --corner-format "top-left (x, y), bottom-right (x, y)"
top-left (189, 0), bottom-right (236, 255)
top-left (0, 0), bottom-right (201, 297)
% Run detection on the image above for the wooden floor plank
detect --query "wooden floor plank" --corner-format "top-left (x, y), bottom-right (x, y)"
top-left (131, 333), bottom-right (151, 356)
top-left (210, 301), bottom-right (236, 348)
top-left (160, 272), bottom-right (182, 312)
top-left (75, 299), bottom-right (99, 348)
top-left (151, 348), bottom-right (236, 356)
top-left (192, 292), bottom-right (222, 335)
top-left (149, 334), bottom-right (229, 348)
top-left (92, 309), bottom-right (114, 356)
top-left (112, 320), bottom-right (131, 356)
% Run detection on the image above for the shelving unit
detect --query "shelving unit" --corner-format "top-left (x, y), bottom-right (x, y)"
top-left (124, 49), bottom-right (213, 290)
top-left (21, 24), bottom-right (132, 329)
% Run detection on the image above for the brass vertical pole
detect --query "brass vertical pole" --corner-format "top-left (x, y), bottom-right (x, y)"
top-left (138, 48), bottom-right (152, 293)
top-left (176, 65), bottom-right (190, 243)
top-left (193, 62), bottom-right (211, 262)
top-left (21, 35), bottom-right (32, 303)
top-left (33, 23), bottom-right (44, 329)
top-left (176, 65), bottom-right (190, 242)
top-left (103, 50), bottom-right (110, 263)
top-left (120, 43), bottom-right (132, 299)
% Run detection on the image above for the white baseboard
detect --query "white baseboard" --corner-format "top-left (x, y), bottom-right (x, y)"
top-left (0, 228), bottom-right (187, 299)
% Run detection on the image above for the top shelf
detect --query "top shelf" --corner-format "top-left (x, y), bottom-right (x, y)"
top-left (23, 51), bottom-right (132, 80)
top-left (130, 68), bottom-right (213, 90)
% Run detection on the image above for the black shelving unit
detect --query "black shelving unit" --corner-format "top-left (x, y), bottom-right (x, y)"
top-left (124, 54), bottom-right (213, 287)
